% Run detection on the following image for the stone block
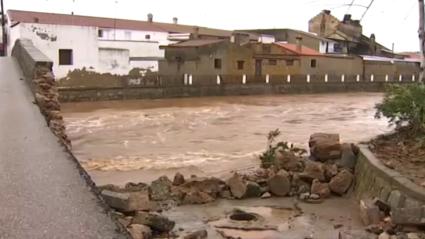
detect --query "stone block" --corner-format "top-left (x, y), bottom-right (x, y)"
top-left (392, 207), bottom-right (425, 226)
top-left (359, 199), bottom-right (381, 226)
top-left (101, 190), bottom-right (155, 212)
top-left (388, 190), bottom-right (403, 209)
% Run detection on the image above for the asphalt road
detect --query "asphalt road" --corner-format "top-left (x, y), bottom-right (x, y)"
top-left (0, 57), bottom-right (127, 239)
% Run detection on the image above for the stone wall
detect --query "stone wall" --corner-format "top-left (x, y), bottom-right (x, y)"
top-left (354, 146), bottom-right (425, 209)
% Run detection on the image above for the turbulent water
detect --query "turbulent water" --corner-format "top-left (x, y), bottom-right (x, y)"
top-left (62, 93), bottom-right (389, 185)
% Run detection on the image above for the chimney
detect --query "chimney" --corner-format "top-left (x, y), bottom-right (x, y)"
top-left (296, 36), bottom-right (303, 52)
top-left (191, 26), bottom-right (200, 39)
top-left (323, 9), bottom-right (331, 15)
top-left (343, 14), bottom-right (352, 23)
top-left (232, 32), bottom-right (250, 45)
top-left (147, 13), bottom-right (153, 23)
top-left (173, 17), bottom-right (178, 24)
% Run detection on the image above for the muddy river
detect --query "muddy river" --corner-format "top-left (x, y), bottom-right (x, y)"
top-left (62, 93), bottom-right (389, 185)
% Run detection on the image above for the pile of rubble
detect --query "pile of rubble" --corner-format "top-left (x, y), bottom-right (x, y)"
top-left (360, 198), bottom-right (425, 239)
top-left (99, 133), bottom-right (364, 238)
top-left (33, 66), bottom-right (71, 148)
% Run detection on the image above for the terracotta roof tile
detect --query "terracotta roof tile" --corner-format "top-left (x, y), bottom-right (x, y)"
top-left (274, 42), bottom-right (321, 56)
top-left (166, 39), bottom-right (225, 47)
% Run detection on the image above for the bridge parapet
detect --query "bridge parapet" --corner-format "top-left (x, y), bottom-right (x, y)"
top-left (12, 38), bottom-right (53, 90)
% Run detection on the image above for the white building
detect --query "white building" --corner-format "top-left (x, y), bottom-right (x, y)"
top-left (6, 10), bottom-right (231, 78)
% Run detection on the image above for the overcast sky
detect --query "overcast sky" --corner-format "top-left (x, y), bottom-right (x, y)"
top-left (5, 0), bottom-right (420, 52)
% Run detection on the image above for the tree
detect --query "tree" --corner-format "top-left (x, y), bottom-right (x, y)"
top-left (375, 84), bottom-right (425, 134)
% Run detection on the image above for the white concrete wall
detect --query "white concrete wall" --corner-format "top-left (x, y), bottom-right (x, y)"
top-left (98, 48), bottom-right (130, 74)
top-left (15, 23), bottom-right (99, 78)
top-left (8, 23), bottom-right (170, 78)
top-left (7, 25), bottom-right (21, 56)
top-left (98, 28), bottom-right (170, 45)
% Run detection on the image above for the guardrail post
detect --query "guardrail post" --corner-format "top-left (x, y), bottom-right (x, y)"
top-left (266, 74), bottom-right (270, 84)
top-left (385, 74), bottom-right (389, 82)
top-left (356, 74), bottom-right (360, 82)
top-left (184, 74), bottom-right (188, 85)
top-left (370, 74), bottom-right (374, 82)
top-left (325, 74), bottom-right (328, 83)
top-left (242, 74), bottom-right (246, 84)
top-left (306, 74), bottom-right (310, 83)
top-left (341, 74), bottom-right (345, 83)
top-left (287, 75), bottom-right (291, 83)
top-left (399, 74), bottom-right (403, 82)
top-left (216, 75), bottom-right (221, 85)
top-left (188, 74), bottom-right (193, 85)
top-left (412, 74), bottom-right (416, 82)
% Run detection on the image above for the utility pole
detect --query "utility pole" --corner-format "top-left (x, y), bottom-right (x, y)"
top-left (419, 0), bottom-right (425, 82)
top-left (0, 0), bottom-right (6, 56)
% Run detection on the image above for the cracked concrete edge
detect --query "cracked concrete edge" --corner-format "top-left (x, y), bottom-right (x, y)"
top-left (12, 39), bottom-right (131, 239)
top-left (355, 145), bottom-right (425, 205)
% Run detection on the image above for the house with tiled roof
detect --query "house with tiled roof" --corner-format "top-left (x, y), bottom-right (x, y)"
top-left (159, 35), bottom-right (364, 84)
top-left (6, 9), bottom-right (231, 78)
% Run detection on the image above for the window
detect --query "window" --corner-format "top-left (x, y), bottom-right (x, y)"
top-left (58, 49), bottom-right (73, 65)
top-left (145, 34), bottom-right (151, 40)
top-left (98, 29), bottom-right (104, 38)
top-left (214, 59), bottom-right (222, 69)
top-left (237, 60), bottom-right (244, 70)
top-left (310, 59), bottom-right (317, 68)
top-left (286, 59), bottom-right (294, 66)
top-left (334, 43), bottom-right (343, 53)
top-left (269, 59), bottom-right (277, 65)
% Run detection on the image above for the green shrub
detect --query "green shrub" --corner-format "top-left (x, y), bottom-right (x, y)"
top-left (375, 83), bottom-right (425, 134)
top-left (259, 129), bottom-right (306, 168)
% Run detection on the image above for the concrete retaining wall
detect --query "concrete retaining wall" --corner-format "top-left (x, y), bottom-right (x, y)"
top-left (59, 81), bottom-right (390, 102)
top-left (11, 38), bottom-right (53, 91)
top-left (355, 146), bottom-right (425, 209)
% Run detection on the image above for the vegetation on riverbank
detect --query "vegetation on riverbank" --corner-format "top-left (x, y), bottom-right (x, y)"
top-left (371, 83), bottom-right (425, 186)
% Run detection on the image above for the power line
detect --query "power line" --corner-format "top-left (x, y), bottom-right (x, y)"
top-left (346, 0), bottom-right (356, 14)
top-left (360, 0), bottom-right (376, 21)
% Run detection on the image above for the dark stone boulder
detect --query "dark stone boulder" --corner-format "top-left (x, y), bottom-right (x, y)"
top-left (309, 133), bottom-right (341, 161)
top-left (132, 211), bottom-right (175, 233)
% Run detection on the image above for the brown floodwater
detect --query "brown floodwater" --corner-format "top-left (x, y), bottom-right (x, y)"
top-left (62, 93), bottom-right (390, 185)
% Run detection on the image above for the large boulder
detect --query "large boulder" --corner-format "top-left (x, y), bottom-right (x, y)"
top-left (173, 172), bottom-right (185, 186)
top-left (329, 170), bottom-right (354, 195)
top-left (300, 161), bottom-right (326, 182)
top-left (181, 177), bottom-right (224, 198)
top-left (132, 212), bottom-right (175, 233)
top-left (244, 181), bottom-right (262, 198)
top-left (309, 133), bottom-right (341, 161)
top-left (150, 176), bottom-right (172, 201)
top-left (182, 190), bottom-right (215, 205)
top-left (227, 173), bottom-right (247, 199)
top-left (310, 179), bottom-right (331, 198)
top-left (128, 224), bottom-right (152, 239)
top-left (339, 143), bottom-right (358, 170)
top-left (101, 190), bottom-right (157, 212)
top-left (274, 150), bottom-right (303, 172)
top-left (324, 163), bottom-right (338, 181)
top-left (267, 170), bottom-right (291, 196)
